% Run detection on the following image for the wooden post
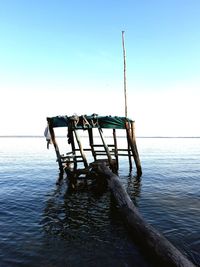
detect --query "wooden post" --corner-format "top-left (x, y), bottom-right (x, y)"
top-left (74, 129), bottom-right (88, 168)
top-left (88, 128), bottom-right (97, 161)
top-left (93, 163), bottom-right (195, 267)
top-left (113, 129), bottom-right (119, 170)
top-left (122, 30), bottom-right (128, 117)
top-left (126, 122), bottom-right (133, 172)
top-left (98, 128), bottom-right (113, 168)
top-left (125, 122), bottom-right (142, 177)
top-left (47, 121), bottom-right (63, 173)
top-left (68, 128), bottom-right (77, 170)
top-left (127, 138), bottom-right (133, 172)
top-left (131, 121), bottom-right (140, 158)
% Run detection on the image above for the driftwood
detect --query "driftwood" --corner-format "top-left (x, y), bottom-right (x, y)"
top-left (93, 163), bottom-right (195, 267)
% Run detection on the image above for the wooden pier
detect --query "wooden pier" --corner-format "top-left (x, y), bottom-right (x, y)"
top-left (46, 114), bottom-right (142, 178)
top-left (45, 114), bottom-right (196, 267)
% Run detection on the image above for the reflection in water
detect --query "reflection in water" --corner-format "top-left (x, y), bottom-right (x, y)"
top-left (51, 163), bottom-right (142, 238)
top-left (40, 175), bottom-right (152, 267)
top-left (126, 174), bottom-right (142, 206)
top-left (41, 175), bottom-right (111, 240)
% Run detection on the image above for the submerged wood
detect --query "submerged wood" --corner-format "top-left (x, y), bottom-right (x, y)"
top-left (93, 163), bottom-right (195, 267)
top-left (125, 122), bottom-right (142, 177)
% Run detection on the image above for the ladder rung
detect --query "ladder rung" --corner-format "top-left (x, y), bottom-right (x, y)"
top-left (118, 154), bottom-right (133, 156)
top-left (62, 159), bottom-right (84, 163)
top-left (117, 149), bottom-right (131, 151)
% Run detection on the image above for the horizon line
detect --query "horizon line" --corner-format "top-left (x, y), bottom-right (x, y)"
top-left (0, 135), bottom-right (200, 139)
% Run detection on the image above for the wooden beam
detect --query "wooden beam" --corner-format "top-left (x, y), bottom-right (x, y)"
top-left (67, 128), bottom-right (77, 170)
top-left (74, 129), bottom-right (88, 168)
top-left (98, 128), bottom-right (113, 169)
top-left (93, 163), bottom-right (195, 267)
top-left (47, 121), bottom-right (63, 173)
top-left (113, 129), bottom-right (119, 170)
top-left (125, 122), bottom-right (142, 177)
top-left (88, 128), bottom-right (97, 161)
top-left (127, 135), bottom-right (133, 172)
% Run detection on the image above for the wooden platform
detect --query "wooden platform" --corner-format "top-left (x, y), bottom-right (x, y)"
top-left (46, 114), bottom-right (142, 178)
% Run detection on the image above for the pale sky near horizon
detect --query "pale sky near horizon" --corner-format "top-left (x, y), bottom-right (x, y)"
top-left (0, 0), bottom-right (200, 136)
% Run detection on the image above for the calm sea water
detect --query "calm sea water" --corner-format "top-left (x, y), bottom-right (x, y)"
top-left (0, 137), bottom-right (199, 267)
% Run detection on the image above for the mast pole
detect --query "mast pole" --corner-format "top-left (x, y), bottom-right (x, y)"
top-left (122, 31), bottom-right (127, 117)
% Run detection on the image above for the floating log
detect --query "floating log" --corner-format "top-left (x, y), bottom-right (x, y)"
top-left (93, 163), bottom-right (196, 267)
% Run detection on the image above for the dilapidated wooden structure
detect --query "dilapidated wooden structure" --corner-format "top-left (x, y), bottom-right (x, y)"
top-left (46, 114), bottom-right (142, 177)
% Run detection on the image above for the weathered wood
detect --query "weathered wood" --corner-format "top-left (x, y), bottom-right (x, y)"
top-left (127, 135), bottom-right (133, 171)
top-left (67, 128), bottom-right (77, 170)
top-left (125, 122), bottom-right (142, 177)
top-left (88, 128), bottom-right (97, 161)
top-left (47, 121), bottom-right (63, 173)
top-left (113, 129), bottom-right (119, 169)
top-left (94, 163), bottom-right (196, 267)
top-left (122, 30), bottom-right (128, 117)
top-left (98, 128), bottom-right (113, 169)
top-left (73, 129), bottom-right (88, 168)
top-left (131, 121), bottom-right (140, 159)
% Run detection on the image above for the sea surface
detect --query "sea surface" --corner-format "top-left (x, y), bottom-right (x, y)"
top-left (0, 137), bottom-right (199, 267)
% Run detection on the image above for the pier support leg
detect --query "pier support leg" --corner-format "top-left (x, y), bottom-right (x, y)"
top-left (125, 122), bottom-right (142, 177)
top-left (88, 128), bottom-right (97, 161)
top-left (98, 128), bottom-right (114, 170)
top-left (113, 129), bottom-right (119, 170)
top-left (48, 121), bottom-right (63, 174)
top-left (74, 129), bottom-right (88, 168)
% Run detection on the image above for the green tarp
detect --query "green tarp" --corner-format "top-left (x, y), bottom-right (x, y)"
top-left (47, 115), bottom-right (134, 129)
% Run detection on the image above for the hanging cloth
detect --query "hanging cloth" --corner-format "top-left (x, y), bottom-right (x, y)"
top-left (44, 126), bottom-right (52, 149)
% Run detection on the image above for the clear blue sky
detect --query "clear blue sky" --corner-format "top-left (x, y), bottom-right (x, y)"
top-left (0, 0), bottom-right (200, 136)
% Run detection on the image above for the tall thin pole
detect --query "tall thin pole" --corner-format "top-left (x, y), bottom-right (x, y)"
top-left (122, 31), bottom-right (127, 117)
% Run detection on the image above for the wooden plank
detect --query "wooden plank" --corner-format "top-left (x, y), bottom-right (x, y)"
top-left (91, 144), bottom-right (105, 147)
top-left (118, 153), bottom-right (133, 156)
